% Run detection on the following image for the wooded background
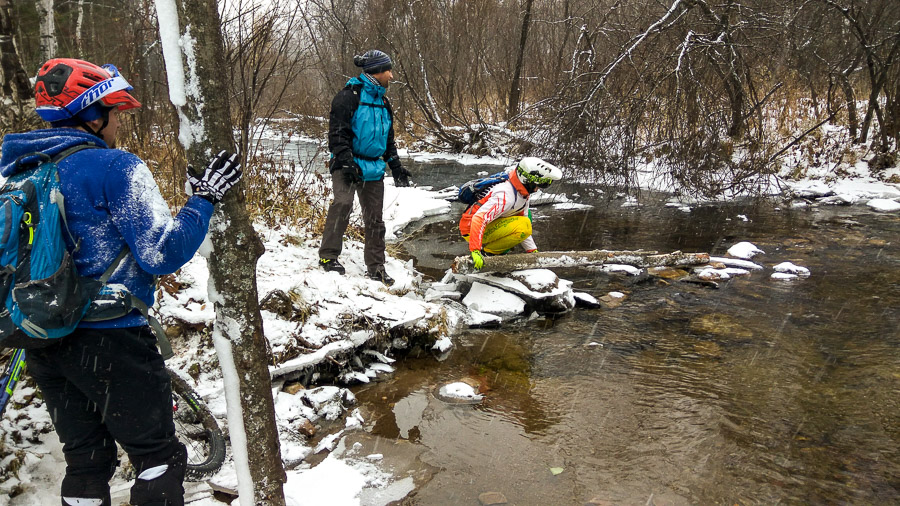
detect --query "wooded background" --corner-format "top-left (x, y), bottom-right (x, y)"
top-left (1, 0), bottom-right (898, 198)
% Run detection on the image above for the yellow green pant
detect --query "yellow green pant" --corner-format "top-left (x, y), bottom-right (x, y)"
top-left (465, 216), bottom-right (532, 254)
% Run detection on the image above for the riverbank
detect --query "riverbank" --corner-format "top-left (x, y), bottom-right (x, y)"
top-left (1, 141), bottom-right (898, 504)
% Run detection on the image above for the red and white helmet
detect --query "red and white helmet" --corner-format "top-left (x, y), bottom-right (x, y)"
top-left (35, 58), bottom-right (140, 123)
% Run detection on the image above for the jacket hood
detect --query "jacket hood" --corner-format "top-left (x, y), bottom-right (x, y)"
top-left (346, 74), bottom-right (386, 99)
top-left (0, 128), bottom-right (107, 177)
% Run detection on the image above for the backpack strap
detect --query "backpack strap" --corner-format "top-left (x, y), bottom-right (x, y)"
top-left (51, 143), bottom-right (98, 248)
top-left (129, 295), bottom-right (174, 360)
top-left (51, 143), bottom-right (98, 164)
top-left (94, 246), bottom-right (173, 359)
top-left (99, 247), bottom-right (129, 283)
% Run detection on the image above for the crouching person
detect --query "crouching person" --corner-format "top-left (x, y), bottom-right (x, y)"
top-left (0, 58), bottom-right (242, 505)
top-left (459, 157), bottom-right (562, 270)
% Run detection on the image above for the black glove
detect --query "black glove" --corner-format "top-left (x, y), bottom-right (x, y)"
top-left (392, 166), bottom-right (411, 187)
top-left (388, 159), bottom-right (411, 187)
top-left (187, 150), bottom-right (242, 204)
top-left (341, 160), bottom-right (363, 186)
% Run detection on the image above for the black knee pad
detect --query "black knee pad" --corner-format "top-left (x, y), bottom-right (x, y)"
top-left (60, 445), bottom-right (118, 505)
top-left (129, 442), bottom-right (187, 506)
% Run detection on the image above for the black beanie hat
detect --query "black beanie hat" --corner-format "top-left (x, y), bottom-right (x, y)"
top-left (354, 50), bottom-right (392, 74)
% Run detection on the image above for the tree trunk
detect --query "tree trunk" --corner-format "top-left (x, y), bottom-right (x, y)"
top-left (452, 250), bottom-right (710, 275)
top-left (726, 76), bottom-right (745, 138)
top-left (75, 0), bottom-right (84, 55)
top-left (0, 0), bottom-right (31, 101)
top-left (155, 0), bottom-right (286, 503)
top-left (891, 69), bottom-right (900, 148)
top-left (507, 0), bottom-right (534, 120)
top-left (553, 0), bottom-right (572, 79)
top-left (36, 0), bottom-right (56, 61)
top-left (859, 82), bottom-right (882, 144)
top-left (838, 71), bottom-right (858, 142)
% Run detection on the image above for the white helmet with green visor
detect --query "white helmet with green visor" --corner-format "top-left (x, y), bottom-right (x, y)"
top-left (516, 157), bottom-right (562, 189)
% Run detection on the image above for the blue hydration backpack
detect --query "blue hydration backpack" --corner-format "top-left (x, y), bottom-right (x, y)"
top-left (457, 171), bottom-right (509, 205)
top-left (0, 145), bottom-right (127, 349)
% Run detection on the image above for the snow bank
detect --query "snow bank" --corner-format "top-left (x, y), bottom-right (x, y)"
top-left (866, 198), bottom-right (900, 212)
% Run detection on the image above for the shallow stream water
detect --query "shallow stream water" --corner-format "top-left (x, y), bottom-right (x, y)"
top-left (347, 159), bottom-right (899, 505)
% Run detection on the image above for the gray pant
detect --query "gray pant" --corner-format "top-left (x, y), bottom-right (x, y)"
top-left (318, 171), bottom-right (386, 271)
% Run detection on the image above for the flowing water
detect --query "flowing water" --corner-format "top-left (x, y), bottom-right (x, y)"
top-left (344, 159), bottom-right (899, 505)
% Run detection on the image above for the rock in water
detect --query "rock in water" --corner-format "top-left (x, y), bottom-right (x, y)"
top-left (462, 282), bottom-right (527, 317)
top-left (574, 292), bottom-right (601, 308)
top-left (727, 241), bottom-right (765, 259)
top-left (478, 491), bottom-right (508, 505)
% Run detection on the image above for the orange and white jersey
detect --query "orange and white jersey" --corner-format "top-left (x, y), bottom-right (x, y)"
top-left (459, 167), bottom-right (537, 252)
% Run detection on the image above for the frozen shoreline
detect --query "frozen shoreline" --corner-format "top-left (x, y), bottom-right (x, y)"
top-left (1, 140), bottom-right (897, 505)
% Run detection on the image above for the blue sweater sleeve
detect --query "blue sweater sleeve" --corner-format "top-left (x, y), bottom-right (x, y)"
top-left (105, 153), bottom-right (213, 275)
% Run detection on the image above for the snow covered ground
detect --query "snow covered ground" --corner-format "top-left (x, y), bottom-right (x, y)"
top-left (1, 137), bottom-right (897, 505)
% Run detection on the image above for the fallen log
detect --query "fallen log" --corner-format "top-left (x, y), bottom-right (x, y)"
top-left (452, 250), bottom-right (710, 275)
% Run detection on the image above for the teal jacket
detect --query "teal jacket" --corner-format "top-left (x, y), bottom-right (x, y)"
top-left (328, 74), bottom-right (401, 181)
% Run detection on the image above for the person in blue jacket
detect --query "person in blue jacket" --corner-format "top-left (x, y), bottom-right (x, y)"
top-left (0, 58), bottom-right (241, 506)
top-left (318, 49), bottom-right (412, 286)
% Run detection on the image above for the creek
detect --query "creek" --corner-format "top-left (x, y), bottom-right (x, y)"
top-left (345, 158), bottom-right (899, 505)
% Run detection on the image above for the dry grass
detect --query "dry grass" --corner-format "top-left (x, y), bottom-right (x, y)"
top-left (121, 117), bottom-right (363, 236)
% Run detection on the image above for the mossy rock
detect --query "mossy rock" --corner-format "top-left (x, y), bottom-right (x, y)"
top-left (692, 341), bottom-right (723, 358)
top-left (648, 267), bottom-right (689, 280)
top-left (689, 313), bottom-right (753, 340)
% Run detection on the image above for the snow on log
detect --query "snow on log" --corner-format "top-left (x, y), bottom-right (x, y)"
top-left (451, 250), bottom-right (710, 275)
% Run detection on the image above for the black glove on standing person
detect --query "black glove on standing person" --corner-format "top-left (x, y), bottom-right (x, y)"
top-left (341, 159), bottom-right (363, 186)
top-left (187, 150), bottom-right (243, 204)
top-left (388, 159), bottom-right (411, 187)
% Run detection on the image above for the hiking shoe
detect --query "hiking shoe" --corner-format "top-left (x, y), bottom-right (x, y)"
top-left (367, 266), bottom-right (395, 286)
top-left (319, 258), bottom-right (345, 274)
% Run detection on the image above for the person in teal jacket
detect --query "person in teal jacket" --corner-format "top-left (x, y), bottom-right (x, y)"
top-left (318, 50), bottom-right (412, 286)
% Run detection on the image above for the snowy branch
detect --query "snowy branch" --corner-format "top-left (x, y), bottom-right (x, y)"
top-left (577, 0), bottom-right (686, 111)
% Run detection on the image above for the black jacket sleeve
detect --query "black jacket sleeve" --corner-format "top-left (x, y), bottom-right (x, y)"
top-left (328, 86), bottom-right (360, 172)
top-left (383, 96), bottom-right (401, 172)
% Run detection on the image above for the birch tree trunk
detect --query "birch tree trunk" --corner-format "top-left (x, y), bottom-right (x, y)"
top-left (0, 0), bottom-right (32, 101)
top-left (154, 0), bottom-right (286, 503)
top-left (36, 0), bottom-right (56, 61)
top-left (74, 0), bottom-right (84, 55)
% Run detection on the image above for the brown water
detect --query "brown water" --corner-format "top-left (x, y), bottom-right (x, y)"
top-left (354, 170), bottom-right (899, 505)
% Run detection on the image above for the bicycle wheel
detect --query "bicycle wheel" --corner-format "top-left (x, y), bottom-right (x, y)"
top-left (0, 348), bottom-right (26, 417)
top-left (168, 369), bottom-right (227, 480)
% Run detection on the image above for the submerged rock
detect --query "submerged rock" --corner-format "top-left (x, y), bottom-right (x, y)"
top-left (599, 291), bottom-right (627, 309)
top-left (478, 491), bottom-right (508, 505)
top-left (689, 313), bottom-right (753, 340)
top-left (648, 266), bottom-right (689, 279)
top-left (692, 341), bottom-right (723, 358)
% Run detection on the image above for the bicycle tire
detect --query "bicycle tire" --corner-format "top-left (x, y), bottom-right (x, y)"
top-left (0, 349), bottom-right (26, 417)
top-left (168, 369), bottom-right (227, 480)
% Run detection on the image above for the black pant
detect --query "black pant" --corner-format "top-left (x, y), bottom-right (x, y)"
top-left (28, 326), bottom-right (186, 506)
top-left (318, 171), bottom-right (386, 271)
